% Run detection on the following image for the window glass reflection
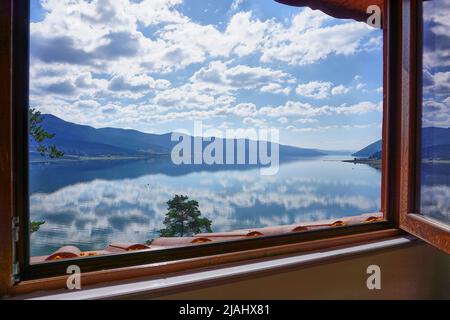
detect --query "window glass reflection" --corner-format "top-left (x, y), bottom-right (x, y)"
top-left (421, 0), bottom-right (450, 224)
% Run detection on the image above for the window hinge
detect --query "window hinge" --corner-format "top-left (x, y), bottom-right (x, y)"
top-left (12, 217), bottom-right (20, 283)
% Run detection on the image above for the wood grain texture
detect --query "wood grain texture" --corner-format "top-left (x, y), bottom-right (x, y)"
top-left (398, 0), bottom-right (450, 253)
top-left (0, 0), bottom-right (13, 297)
top-left (382, 0), bottom-right (400, 222)
top-left (275, 0), bottom-right (384, 23)
top-left (4, 0), bottom-right (448, 298)
top-left (10, 229), bottom-right (402, 297)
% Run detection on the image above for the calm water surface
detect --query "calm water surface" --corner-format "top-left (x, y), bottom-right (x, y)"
top-left (30, 157), bottom-right (382, 256)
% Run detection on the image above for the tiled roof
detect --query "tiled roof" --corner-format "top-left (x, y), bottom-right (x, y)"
top-left (30, 212), bottom-right (383, 264)
top-left (275, 0), bottom-right (384, 24)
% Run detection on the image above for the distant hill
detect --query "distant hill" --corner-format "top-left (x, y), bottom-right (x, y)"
top-left (353, 127), bottom-right (450, 160)
top-left (423, 144), bottom-right (450, 159)
top-left (30, 114), bottom-right (326, 160)
top-left (353, 140), bottom-right (383, 158)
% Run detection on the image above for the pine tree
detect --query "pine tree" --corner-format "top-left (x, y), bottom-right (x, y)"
top-left (159, 195), bottom-right (212, 237)
top-left (29, 108), bottom-right (64, 159)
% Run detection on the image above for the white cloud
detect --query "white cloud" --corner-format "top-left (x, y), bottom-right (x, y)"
top-left (422, 98), bottom-right (450, 127)
top-left (221, 103), bottom-right (258, 117)
top-left (29, 2), bottom-right (384, 134)
top-left (423, 1), bottom-right (450, 69)
top-left (333, 101), bottom-right (382, 115)
top-left (259, 100), bottom-right (381, 119)
top-left (191, 60), bottom-right (292, 93)
top-left (356, 83), bottom-right (367, 90)
top-left (153, 84), bottom-right (216, 110)
top-left (296, 81), bottom-right (333, 99)
top-left (151, 59), bottom-right (290, 111)
top-left (261, 8), bottom-right (376, 66)
top-left (259, 101), bottom-right (329, 118)
top-left (231, 0), bottom-right (245, 11)
top-left (296, 81), bottom-right (350, 99)
top-left (277, 117), bottom-right (289, 124)
top-left (286, 123), bottom-right (380, 133)
top-left (296, 118), bottom-right (319, 124)
top-left (261, 83), bottom-right (291, 95)
top-left (331, 85), bottom-right (350, 95)
top-left (243, 117), bottom-right (267, 127)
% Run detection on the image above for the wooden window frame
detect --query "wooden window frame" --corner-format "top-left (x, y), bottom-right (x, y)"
top-left (398, 0), bottom-right (450, 253)
top-left (2, 0), bottom-right (445, 297)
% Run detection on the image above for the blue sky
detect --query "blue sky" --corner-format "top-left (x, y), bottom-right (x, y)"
top-left (30, 0), bottom-right (384, 150)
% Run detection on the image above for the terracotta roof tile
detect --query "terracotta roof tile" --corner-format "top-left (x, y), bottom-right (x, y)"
top-left (275, 0), bottom-right (384, 24)
top-left (45, 246), bottom-right (81, 261)
top-left (105, 243), bottom-right (150, 253)
top-left (151, 237), bottom-right (213, 247)
top-left (32, 212), bottom-right (384, 263)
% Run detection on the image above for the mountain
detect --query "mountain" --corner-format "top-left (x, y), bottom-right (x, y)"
top-left (354, 127), bottom-right (450, 160)
top-left (423, 144), bottom-right (450, 159)
top-left (353, 140), bottom-right (383, 158)
top-left (30, 114), bottom-right (325, 160)
top-left (29, 114), bottom-right (172, 157)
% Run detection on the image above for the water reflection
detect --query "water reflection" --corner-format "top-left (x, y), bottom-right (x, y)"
top-left (30, 157), bottom-right (381, 256)
top-left (421, 164), bottom-right (450, 223)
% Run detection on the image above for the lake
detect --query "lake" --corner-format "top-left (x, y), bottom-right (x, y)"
top-left (29, 156), bottom-right (382, 257)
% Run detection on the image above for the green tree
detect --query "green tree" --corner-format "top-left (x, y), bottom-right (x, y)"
top-left (159, 195), bottom-right (212, 237)
top-left (29, 108), bottom-right (64, 234)
top-left (29, 108), bottom-right (64, 159)
top-left (30, 221), bottom-right (45, 234)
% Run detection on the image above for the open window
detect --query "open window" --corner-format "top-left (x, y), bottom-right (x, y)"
top-left (5, 0), bottom-right (390, 283)
top-left (398, 0), bottom-right (450, 253)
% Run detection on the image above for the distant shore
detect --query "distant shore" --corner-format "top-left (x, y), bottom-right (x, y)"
top-left (422, 159), bottom-right (450, 164)
top-left (343, 158), bottom-right (450, 170)
top-left (343, 159), bottom-right (382, 170)
top-left (29, 155), bottom-right (163, 164)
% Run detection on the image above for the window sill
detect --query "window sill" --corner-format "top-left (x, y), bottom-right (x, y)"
top-left (17, 235), bottom-right (417, 300)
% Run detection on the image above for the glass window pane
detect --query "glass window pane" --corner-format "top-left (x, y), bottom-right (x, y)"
top-left (420, 0), bottom-right (450, 225)
top-left (28, 0), bottom-right (384, 262)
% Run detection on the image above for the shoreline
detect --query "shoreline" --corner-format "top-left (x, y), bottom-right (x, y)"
top-left (29, 154), bottom-right (169, 164)
top-left (342, 159), bottom-right (382, 170)
top-left (422, 159), bottom-right (450, 164)
top-left (343, 158), bottom-right (450, 167)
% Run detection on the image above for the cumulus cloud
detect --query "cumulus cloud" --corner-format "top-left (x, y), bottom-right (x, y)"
top-left (29, 0), bottom-right (383, 137)
top-left (259, 100), bottom-right (381, 118)
top-left (296, 81), bottom-right (333, 99)
top-left (150, 61), bottom-right (292, 110)
top-left (260, 9), bottom-right (375, 66)
top-left (223, 103), bottom-right (258, 117)
top-left (332, 85), bottom-right (351, 95)
top-left (191, 60), bottom-right (292, 92)
top-left (423, 0), bottom-right (450, 69)
top-left (39, 80), bottom-right (77, 96)
top-left (107, 74), bottom-right (170, 95)
top-left (259, 101), bottom-right (329, 118)
top-left (261, 83), bottom-right (291, 95)
top-left (243, 117), bottom-right (267, 127)
top-left (295, 81), bottom-right (351, 99)
top-left (422, 99), bottom-right (450, 127)
top-left (31, 34), bottom-right (94, 65)
top-left (231, 0), bottom-right (245, 11)
top-left (421, 70), bottom-right (450, 128)
top-left (95, 31), bottom-right (140, 59)
top-left (333, 101), bottom-right (382, 115)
